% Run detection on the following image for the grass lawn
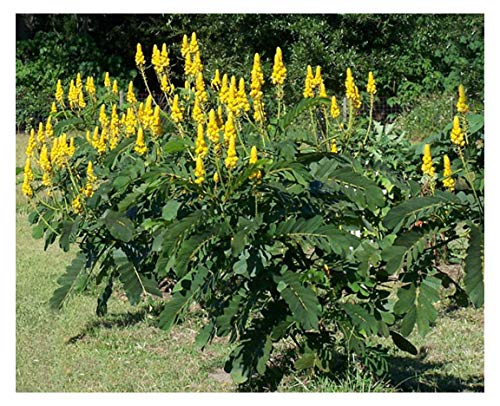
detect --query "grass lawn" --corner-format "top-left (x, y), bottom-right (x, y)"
top-left (15, 133), bottom-right (484, 392)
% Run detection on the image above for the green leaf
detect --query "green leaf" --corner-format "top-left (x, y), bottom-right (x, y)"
top-left (464, 224), bottom-right (484, 307)
top-left (50, 252), bottom-right (88, 309)
top-left (113, 248), bottom-right (161, 305)
top-left (104, 210), bottom-right (135, 242)
top-left (162, 200), bottom-right (181, 221)
top-left (158, 267), bottom-right (209, 332)
top-left (274, 271), bottom-right (320, 330)
top-left (195, 322), bottom-right (214, 349)
top-left (32, 223), bottom-right (44, 239)
top-left (294, 351), bottom-right (317, 371)
top-left (342, 303), bottom-right (379, 335)
top-left (96, 276), bottom-right (114, 317)
top-left (278, 97), bottom-right (329, 131)
top-left (390, 331), bottom-right (418, 355)
top-left (164, 138), bottom-right (190, 153)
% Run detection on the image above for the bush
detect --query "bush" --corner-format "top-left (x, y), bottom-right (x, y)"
top-left (19, 31), bottom-right (483, 387)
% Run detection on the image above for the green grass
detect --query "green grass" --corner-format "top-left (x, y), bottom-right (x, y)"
top-left (16, 133), bottom-right (483, 392)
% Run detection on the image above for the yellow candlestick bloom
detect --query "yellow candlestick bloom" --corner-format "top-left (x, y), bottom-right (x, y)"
top-left (51, 101), bottom-right (58, 114)
top-left (171, 94), bottom-right (183, 123)
top-left (192, 96), bottom-right (204, 124)
top-left (421, 144), bottom-right (435, 177)
top-left (248, 146), bottom-right (262, 181)
top-left (237, 78), bottom-right (250, 112)
top-left (99, 104), bottom-right (109, 128)
top-left (85, 76), bottom-right (96, 98)
top-left (195, 124), bottom-right (208, 158)
top-left (220, 73), bottom-right (230, 103)
top-left (224, 132), bottom-right (238, 170)
top-left (135, 43), bottom-right (145, 67)
top-left (224, 112), bottom-right (235, 144)
top-left (134, 127), bottom-right (147, 155)
top-left (195, 72), bottom-right (208, 103)
top-left (211, 69), bottom-right (221, 90)
top-left (104, 72), bottom-right (111, 88)
top-left (71, 195), bottom-right (83, 214)
top-left (26, 128), bottom-right (36, 157)
top-left (112, 80), bottom-right (119, 95)
top-left (330, 96), bottom-right (340, 118)
top-left (160, 43), bottom-right (170, 69)
top-left (190, 32), bottom-right (199, 54)
top-left (442, 154), bottom-right (455, 191)
top-left (303, 65), bottom-right (314, 98)
top-left (312, 66), bottom-right (323, 88)
top-left (330, 139), bottom-right (338, 153)
top-left (109, 105), bottom-right (120, 150)
top-left (152, 44), bottom-right (162, 73)
top-left (271, 47), bottom-right (287, 85)
top-left (207, 109), bottom-right (220, 143)
top-left (319, 83), bottom-right (327, 98)
top-left (151, 105), bottom-right (162, 137)
top-left (250, 53), bottom-right (264, 100)
top-left (55, 79), bottom-right (64, 105)
top-left (45, 116), bottom-right (54, 138)
top-left (345, 68), bottom-right (361, 109)
top-left (194, 154), bottom-right (205, 185)
top-left (456, 84), bottom-right (469, 114)
top-left (127, 81), bottom-right (137, 104)
top-left (450, 116), bottom-right (465, 147)
top-left (181, 34), bottom-right (189, 57)
top-left (37, 122), bottom-right (45, 144)
top-left (367, 71), bottom-right (377, 95)
top-left (22, 158), bottom-right (33, 198)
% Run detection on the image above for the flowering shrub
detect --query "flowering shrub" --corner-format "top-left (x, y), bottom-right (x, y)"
top-left (21, 32), bottom-right (483, 384)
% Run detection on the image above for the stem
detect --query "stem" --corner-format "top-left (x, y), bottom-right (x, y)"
top-left (30, 203), bottom-right (60, 235)
top-left (458, 148), bottom-right (483, 215)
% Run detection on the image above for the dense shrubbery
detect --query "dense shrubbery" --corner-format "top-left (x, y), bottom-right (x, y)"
top-left (19, 30), bottom-right (483, 387)
top-left (16, 14), bottom-right (484, 129)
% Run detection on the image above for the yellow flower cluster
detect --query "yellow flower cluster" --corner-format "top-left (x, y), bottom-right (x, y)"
top-left (330, 139), bottom-right (338, 153)
top-left (104, 72), bottom-right (111, 88)
top-left (183, 33), bottom-right (203, 78)
top-left (25, 128), bottom-right (37, 157)
top-left (211, 69), bottom-right (221, 90)
top-left (450, 116), bottom-right (465, 147)
top-left (127, 81), bottom-right (137, 104)
top-left (109, 105), bottom-right (120, 150)
top-left (271, 47), bottom-right (287, 86)
top-left (224, 129), bottom-right (238, 170)
top-left (51, 133), bottom-right (75, 168)
top-left (72, 195), bottom-right (83, 214)
top-left (85, 76), bottom-right (96, 99)
top-left (207, 109), bottom-right (220, 143)
top-left (55, 80), bottom-right (65, 106)
top-left (330, 96), bottom-right (340, 119)
top-left (442, 155), bottom-right (455, 191)
top-left (22, 157), bottom-right (34, 198)
top-left (135, 43), bottom-right (146, 67)
top-left (345, 68), bottom-right (361, 109)
top-left (83, 161), bottom-right (97, 198)
top-left (152, 43), bottom-right (170, 74)
top-left (248, 146), bottom-right (262, 181)
top-left (366, 71), bottom-right (377, 95)
top-left (134, 127), bottom-right (147, 155)
top-left (421, 144), bottom-right (435, 177)
top-left (195, 124), bottom-right (208, 158)
top-left (250, 53), bottom-right (265, 123)
top-left (456, 84), bottom-right (469, 114)
top-left (304, 65), bottom-right (328, 98)
top-left (194, 155), bottom-right (206, 184)
top-left (171, 95), bottom-right (183, 123)
top-left (112, 80), bottom-right (119, 96)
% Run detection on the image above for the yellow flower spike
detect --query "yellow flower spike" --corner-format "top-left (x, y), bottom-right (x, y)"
top-left (207, 109), bottom-right (220, 143)
top-left (224, 112), bottom-right (235, 145)
top-left (253, 99), bottom-right (266, 123)
top-left (227, 76), bottom-right (239, 115)
top-left (39, 144), bottom-right (52, 173)
top-left (135, 43), bottom-right (145, 67)
top-left (421, 144), bottom-right (435, 177)
top-left (151, 105), bottom-right (162, 137)
top-left (367, 71), bottom-right (377, 95)
top-left (457, 84), bottom-right (469, 114)
top-left (71, 195), bottom-right (83, 214)
top-left (192, 96), bottom-right (204, 124)
top-left (250, 53), bottom-right (265, 101)
top-left (152, 44), bottom-right (162, 73)
top-left (68, 137), bottom-right (75, 157)
top-left (160, 43), bottom-right (170, 69)
top-left (134, 126), bottom-right (147, 155)
top-left (85, 76), bottom-right (96, 98)
top-left (345, 68), bottom-right (362, 109)
top-left (37, 122), bottom-right (45, 144)
top-left (271, 47), bottom-right (287, 85)
top-left (112, 80), bottom-right (119, 95)
top-left (127, 81), bottom-right (137, 104)
top-left (195, 72), bottom-right (208, 103)
top-left (217, 106), bottom-right (224, 129)
top-left (51, 101), bottom-right (58, 114)
top-left (171, 94), bottom-right (183, 123)
top-left (24, 157), bottom-right (34, 182)
top-left (195, 123), bottom-right (208, 158)
top-left (97, 127), bottom-right (107, 154)
top-left (26, 128), bottom-right (36, 157)
top-left (104, 72), bottom-right (111, 88)
top-left (237, 78), bottom-right (250, 112)
top-left (330, 96), bottom-right (340, 119)
top-left (91, 126), bottom-right (100, 148)
top-left (86, 129), bottom-right (92, 144)
top-left (213, 171), bottom-right (219, 183)
top-left (142, 95), bottom-right (154, 129)
top-left (319, 83), bottom-right (328, 98)
top-left (442, 154), bottom-right (455, 191)
top-left (99, 104), bottom-right (109, 128)
top-left (330, 139), bottom-right (338, 154)
top-left (189, 32), bottom-right (199, 54)
top-left (249, 145), bottom-right (258, 165)
top-left (184, 52), bottom-right (193, 77)
top-left (219, 73), bottom-right (229, 104)
top-left (181, 34), bottom-right (189, 57)
top-left (211, 69), bottom-right (221, 90)
top-left (450, 116), bottom-right (465, 147)
top-left (84, 161), bottom-right (97, 198)
top-left (45, 116), bottom-right (53, 138)
top-left (76, 73), bottom-right (83, 91)
top-left (313, 66), bottom-right (323, 88)
top-left (78, 90), bottom-right (86, 108)
top-left (194, 154), bottom-right (205, 185)
top-left (303, 65), bottom-right (314, 98)
top-left (109, 105), bottom-right (120, 150)
top-left (55, 79), bottom-right (64, 106)
top-left (68, 79), bottom-right (78, 109)
top-left (22, 157), bottom-right (34, 198)
top-left (50, 137), bottom-right (59, 164)
top-left (160, 74), bottom-right (169, 93)
top-left (42, 172), bottom-right (52, 188)
top-left (192, 51), bottom-right (203, 75)
top-left (125, 107), bottom-right (137, 137)
top-left (224, 131), bottom-right (238, 171)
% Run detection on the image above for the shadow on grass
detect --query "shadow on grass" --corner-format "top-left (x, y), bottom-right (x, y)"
top-left (66, 303), bottom-right (164, 344)
top-left (387, 354), bottom-right (484, 392)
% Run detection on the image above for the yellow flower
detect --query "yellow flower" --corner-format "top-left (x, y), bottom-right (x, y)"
top-left (78, 90), bottom-right (86, 109)
top-left (207, 109), bottom-right (220, 143)
top-left (367, 71), bottom-right (377, 95)
top-left (421, 144), bottom-right (435, 177)
top-left (97, 127), bottom-right (107, 154)
top-left (125, 107), bottom-right (137, 137)
top-left (303, 65), bottom-right (314, 98)
top-left (192, 96), bottom-right (204, 124)
top-left (42, 172), bottom-right (52, 188)
top-left (76, 73), bottom-right (83, 92)
top-left (152, 44), bottom-right (162, 73)
top-left (195, 72), bottom-right (208, 103)
top-left (135, 43), bottom-right (145, 67)
top-left (51, 101), bottom-right (58, 114)
top-left (253, 99), bottom-right (266, 123)
top-left (184, 52), bottom-right (193, 77)
top-left (84, 161), bottom-right (97, 198)
top-left (151, 105), bottom-right (162, 137)
top-left (330, 138), bottom-right (338, 153)
top-left (217, 106), bottom-right (224, 129)
top-left (224, 112), bottom-right (235, 144)
top-left (99, 104), bottom-right (109, 128)
top-left (330, 96), bottom-right (340, 119)
top-left (127, 81), bottom-right (137, 104)
top-left (345, 68), bottom-right (361, 109)
top-left (112, 80), bottom-right (119, 95)
top-left (219, 73), bottom-right (229, 104)
top-left (442, 154), bottom-right (455, 191)
top-left (104, 72), bottom-right (111, 88)
top-left (194, 154), bottom-right (205, 185)
top-left (456, 84), bottom-right (469, 114)
top-left (319, 83), bottom-right (327, 98)
top-left (248, 145), bottom-right (262, 181)
top-left (450, 116), bottom-right (465, 147)
top-left (71, 195), bottom-right (83, 214)
top-left (68, 79), bottom-right (78, 109)
top-left (195, 124), bottom-right (208, 158)
top-left (192, 51), bottom-right (203, 76)
top-left (213, 171), bottom-right (219, 183)
top-left (227, 76), bottom-right (239, 115)
top-left (142, 95), bottom-right (154, 129)
top-left (85, 76), bottom-right (96, 98)
top-left (55, 79), bottom-right (64, 106)
top-left (109, 105), bottom-right (120, 150)
top-left (160, 43), bottom-right (170, 70)
top-left (211, 69), bottom-right (221, 90)
top-left (250, 53), bottom-right (264, 100)
top-left (189, 32), bottom-right (199, 54)
top-left (22, 159), bottom-right (33, 198)
top-left (24, 157), bottom-right (34, 182)
top-left (160, 74), bottom-right (170, 93)
top-left (68, 137), bottom-right (75, 157)
top-left (224, 132), bottom-right (238, 171)
top-left (312, 66), bottom-right (323, 88)
top-left (171, 94), bottom-right (183, 123)
top-left (26, 128), bottom-right (36, 157)
top-left (134, 126), bottom-right (147, 155)
top-left (39, 144), bottom-right (52, 173)
top-left (271, 47), bottom-right (287, 85)
top-left (237, 78), bottom-right (250, 112)
top-left (181, 34), bottom-right (189, 57)
top-left (37, 122), bottom-right (45, 144)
